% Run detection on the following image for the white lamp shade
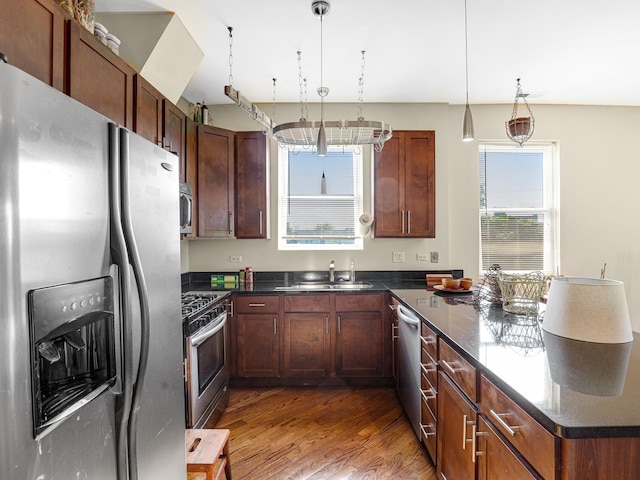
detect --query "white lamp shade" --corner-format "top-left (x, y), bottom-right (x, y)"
top-left (542, 277), bottom-right (633, 344)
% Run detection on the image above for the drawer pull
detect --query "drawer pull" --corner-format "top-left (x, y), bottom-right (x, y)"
top-left (421, 335), bottom-right (436, 345)
top-left (420, 362), bottom-right (437, 377)
top-left (441, 359), bottom-right (462, 375)
top-left (420, 423), bottom-right (436, 437)
top-left (421, 388), bottom-right (436, 401)
top-left (249, 303), bottom-right (266, 307)
top-left (462, 414), bottom-right (474, 450)
top-left (490, 409), bottom-right (521, 436)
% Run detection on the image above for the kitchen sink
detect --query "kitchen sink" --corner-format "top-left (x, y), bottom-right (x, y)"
top-left (275, 282), bottom-right (374, 291)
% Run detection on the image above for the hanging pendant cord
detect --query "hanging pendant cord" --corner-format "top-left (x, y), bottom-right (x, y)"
top-left (320, 13), bottom-right (324, 124)
top-left (464, 0), bottom-right (469, 106)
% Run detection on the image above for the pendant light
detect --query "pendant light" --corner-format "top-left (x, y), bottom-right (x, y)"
top-left (462, 0), bottom-right (475, 142)
top-left (314, 0), bottom-right (329, 156)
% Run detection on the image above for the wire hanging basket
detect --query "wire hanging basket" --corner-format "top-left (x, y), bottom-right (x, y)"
top-left (505, 78), bottom-right (535, 147)
top-left (498, 271), bottom-right (546, 315)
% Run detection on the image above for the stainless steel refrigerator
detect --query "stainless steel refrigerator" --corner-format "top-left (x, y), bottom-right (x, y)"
top-left (0, 61), bottom-right (187, 479)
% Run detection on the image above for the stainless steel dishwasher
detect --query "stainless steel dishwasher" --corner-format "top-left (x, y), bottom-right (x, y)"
top-left (397, 304), bottom-right (422, 439)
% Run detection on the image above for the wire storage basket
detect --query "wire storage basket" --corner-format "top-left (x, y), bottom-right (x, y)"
top-left (498, 271), bottom-right (546, 314)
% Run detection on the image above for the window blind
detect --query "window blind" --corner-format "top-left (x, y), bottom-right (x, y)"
top-left (478, 143), bottom-right (558, 274)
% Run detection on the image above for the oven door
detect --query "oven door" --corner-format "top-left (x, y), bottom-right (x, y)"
top-left (185, 312), bottom-right (228, 427)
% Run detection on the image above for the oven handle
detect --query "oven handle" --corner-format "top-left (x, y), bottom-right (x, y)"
top-left (189, 315), bottom-right (227, 347)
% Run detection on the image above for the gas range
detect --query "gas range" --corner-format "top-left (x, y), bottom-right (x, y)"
top-left (181, 292), bottom-right (228, 337)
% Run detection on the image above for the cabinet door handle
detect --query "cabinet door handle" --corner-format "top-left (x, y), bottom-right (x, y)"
top-left (259, 210), bottom-right (263, 235)
top-left (226, 300), bottom-right (234, 317)
top-left (489, 409), bottom-right (521, 436)
top-left (441, 359), bottom-right (462, 375)
top-left (273, 317), bottom-right (277, 335)
top-left (248, 303), bottom-right (266, 307)
top-left (337, 315), bottom-right (341, 334)
top-left (472, 424), bottom-right (488, 463)
top-left (228, 212), bottom-right (233, 235)
top-left (401, 210), bottom-right (405, 234)
top-left (420, 334), bottom-right (436, 346)
top-left (462, 414), bottom-right (474, 450)
top-left (325, 316), bottom-right (329, 334)
top-left (407, 210), bottom-right (411, 235)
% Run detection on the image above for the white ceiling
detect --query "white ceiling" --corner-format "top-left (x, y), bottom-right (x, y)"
top-left (96, 0), bottom-right (640, 107)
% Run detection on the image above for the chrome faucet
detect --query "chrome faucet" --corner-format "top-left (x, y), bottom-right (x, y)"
top-left (329, 260), bottom-right (335, 283)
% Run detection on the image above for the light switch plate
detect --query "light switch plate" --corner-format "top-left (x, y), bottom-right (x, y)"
top-left (430, 251), bottom-right (439, 263)
top-left (393, 251), bottom-right (405, 263)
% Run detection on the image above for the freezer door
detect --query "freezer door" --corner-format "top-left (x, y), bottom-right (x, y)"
top-left (120, 127), bottom-right (186, 480)
top-left (0, 63), bottom-right (117, 479)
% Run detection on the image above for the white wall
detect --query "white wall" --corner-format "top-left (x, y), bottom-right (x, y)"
top-left (181, 101), bottom-right (640, 331)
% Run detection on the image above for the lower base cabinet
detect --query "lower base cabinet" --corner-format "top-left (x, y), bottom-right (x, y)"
top-left (283, 312), bottom-right (330, 377)
top-left (437, 372), bottom-right (477, 480)
top-left (335, 311), bottom-right (384, 376)
top-left (236, 313), bottom-right (279, 377)
top-left (476, 417), bottom-right (539, 480)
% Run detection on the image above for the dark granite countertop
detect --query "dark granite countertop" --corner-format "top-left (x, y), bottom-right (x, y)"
top-left (392, 288), bottom-right (640, 439)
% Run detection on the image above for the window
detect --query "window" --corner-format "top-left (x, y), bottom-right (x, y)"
top-left (278, 147), bottom-right (363, 250)
top-left (478, 143), bottom-right (559, 274)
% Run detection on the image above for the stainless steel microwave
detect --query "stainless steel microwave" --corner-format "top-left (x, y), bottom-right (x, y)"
top-left (179, 182), bottom-right (193, 234)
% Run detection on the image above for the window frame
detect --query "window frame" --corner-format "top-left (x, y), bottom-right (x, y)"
top-left (478, 141), bottom-right (559, 275)
top-left (277, 146), bottom-right (364, 251)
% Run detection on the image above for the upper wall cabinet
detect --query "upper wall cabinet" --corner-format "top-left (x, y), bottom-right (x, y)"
top-left (183, 117), bottom-right (199, 238)
top-left (0, 0), bottom-right (67, 91)
top-left (134, 74), bottom-right (186, 181)
top-left (197, 125), bottom-right (235, 238)
top-left (134, 74), bottom-right (163, 146)
top-left (235, 131), bottom-right (270, 239)
top-left (373, 130), bottom-right (436, 238)
top-left (68, 21), bottom-right (134, 128)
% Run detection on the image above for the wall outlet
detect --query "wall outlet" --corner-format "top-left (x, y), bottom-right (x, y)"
top-left (430, 251), bottom-right (439, 263)
top-left (392, 251), bottom-right (405, 263)
top-left (417, 298), bottom-right (429, 306)
top-left (417, 253), bottom-right (429, 261)
top-left (230, 255), bottom-right (242, 263)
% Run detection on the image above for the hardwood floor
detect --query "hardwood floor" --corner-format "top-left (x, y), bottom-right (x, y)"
top-left (213, 386), bottom-right (436, 480)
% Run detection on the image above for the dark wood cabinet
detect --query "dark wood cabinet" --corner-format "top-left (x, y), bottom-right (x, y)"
top-left (374, 130), bottom-right (435, 238)
top-left (335, 311), bottom-right (384, 376)
top-left (184, 117), bottom-right (199, 237)
top-left (0, 0), bottom-right (67, 91)
top-left (283, 294), bottom-right (331, 378)
top-left (335, 294), bottom-right (385, 377)
top-left (235, 131), bottom-right (269, 239)
top-left (134, 75), bottom-right (163, 146)
top-left (163, 100), bottom-right (186, 178)
top-left (437, 371), bottom-right (477, 480)
top-left (476, 417), bottom-right (538, 480)
top-left (134, 75), bottom-right (186, 180)
top-left (283, 312), bottom-right (330, 377)
top-left (67, 21), bottom-right (134, 128)
top-left (234, 295), bottom-right (280, 378)
top-left (197, 125), bottom-right (234, 237)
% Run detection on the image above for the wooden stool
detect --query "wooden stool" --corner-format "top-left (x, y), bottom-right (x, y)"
top-left (185, 429), bottom-right (232, 480)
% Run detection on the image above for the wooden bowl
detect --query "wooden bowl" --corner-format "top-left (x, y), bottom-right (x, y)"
top-left (460, 278), bottom-right (473, 290)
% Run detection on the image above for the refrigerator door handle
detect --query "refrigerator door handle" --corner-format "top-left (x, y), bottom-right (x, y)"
top-left (109, 123), bottom-right (134, 480)
top-left (119, 126), bottom-right (152, 480)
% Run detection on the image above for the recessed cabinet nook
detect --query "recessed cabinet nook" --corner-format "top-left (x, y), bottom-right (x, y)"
top-left (6, 1), bottom-right (640, 478)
